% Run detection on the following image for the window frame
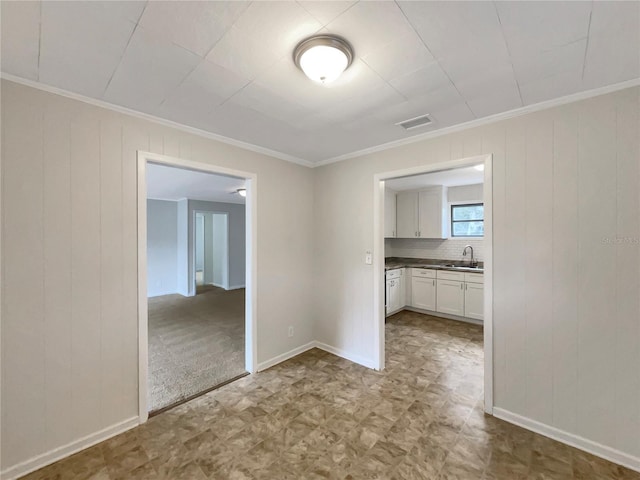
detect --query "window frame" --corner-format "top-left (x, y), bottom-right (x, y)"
top-left (450, 202), bottom-right (484, 238)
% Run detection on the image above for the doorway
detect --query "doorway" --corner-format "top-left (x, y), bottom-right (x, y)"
top-left (137, 152), bottom-right (257, 422)
top-left (194, 210), bottom-right (229, 292)
top-left (373, 154), bottom-right (494, 414)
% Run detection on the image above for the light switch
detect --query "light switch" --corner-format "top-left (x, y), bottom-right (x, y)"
top-left (365, 250), bottom-right (373, 265)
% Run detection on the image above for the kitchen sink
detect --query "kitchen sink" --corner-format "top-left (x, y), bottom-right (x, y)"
top-left (441, 264), bottom-right (483, 270)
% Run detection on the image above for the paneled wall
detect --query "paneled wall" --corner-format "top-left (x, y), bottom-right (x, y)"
top-left (0, 80), bottom-right (315, 473)
top-left (314, 87), bottom-right (640, 463)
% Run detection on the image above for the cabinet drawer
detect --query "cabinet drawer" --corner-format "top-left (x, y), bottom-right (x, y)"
top-left (436, 270), bottom-right (465, 281)
top-left (386, 268), bottom-right (402, 280)
top-left (411, 268), bottom-right (436, 279)
top-left (464, 272), bottom-right (484, 284)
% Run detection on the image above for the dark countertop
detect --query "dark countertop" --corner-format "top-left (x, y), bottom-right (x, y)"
top-left (385, 257), bottom-right (484, 273)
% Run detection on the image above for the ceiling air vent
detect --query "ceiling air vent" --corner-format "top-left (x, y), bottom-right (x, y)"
top-left (396, 114), bottom-right (433, 130)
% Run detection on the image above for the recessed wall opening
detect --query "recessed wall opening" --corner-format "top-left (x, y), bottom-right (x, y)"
top-left (137, 153), bottom-right (257, 419)
top-left (374, 155), bottom-right (493, 414)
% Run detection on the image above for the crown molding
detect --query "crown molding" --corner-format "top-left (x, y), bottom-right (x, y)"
top-left (3, 72), bottom-right (638, 170)
top-left (314, 77), bottom-right (640, 167)
top-left (0, 73), bottom-right (314, 168)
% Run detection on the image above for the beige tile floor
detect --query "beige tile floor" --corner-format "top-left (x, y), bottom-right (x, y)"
top-left (21, 311), bottom-right (640, 479)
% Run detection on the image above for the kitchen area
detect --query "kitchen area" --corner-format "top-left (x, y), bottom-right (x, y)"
top-left (384, 165), bottom-right (485, 324)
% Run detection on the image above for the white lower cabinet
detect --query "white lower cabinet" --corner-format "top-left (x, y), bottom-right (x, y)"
top-left (436, 279), bottom-right (465, 316)
top-left (464, 282), bottom-right (484, 320)
top-left (388, 266), bottom-right (483, 321)
top-left (386, 268), bottom-right (405, 315)
top-left (411, 269), bottom-right (436, 310)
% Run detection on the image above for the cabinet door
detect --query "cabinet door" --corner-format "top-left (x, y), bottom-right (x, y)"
top-left (436, 280), bottom-right (464, 315)
top-left (384, 189), bottom-right (397, 238)
top-left (418, 189), bottom-right (445, 238)
top-left (396, 191), bottom-right (418, 238)
top-left (411, 276), bottom-right (436, 311)
top-left (388, 279), bottom-right (401, 312)
top-left (464, 282), bottom-right (484, 320)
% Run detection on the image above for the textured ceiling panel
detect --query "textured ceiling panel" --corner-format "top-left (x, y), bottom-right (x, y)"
top-left (1, 1), bottom-right (638, 164)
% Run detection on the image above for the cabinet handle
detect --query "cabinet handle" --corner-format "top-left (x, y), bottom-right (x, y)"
top-left (465, 284), bottom-right (468, 290)
top-left (418, 231), bottom-right (421, 237)
top-left (432, 280), bottom-right (435, 286)
top-left (460, 283), bottom-right (463, 290)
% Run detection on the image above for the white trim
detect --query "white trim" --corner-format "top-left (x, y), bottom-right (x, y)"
top-left (493, 408), bottom-right (640, 473)
top-left (402, 307), bottom-right (484, 326)
top-left (315, 342), bottom-right (378, 370)
top-left (257, 342), bottom-right (317, 371)
top-left (374, 154), bottom-right (494, 414)
top-left (256, 341), bottom-right (378, 373)
top-left (228, 284), bottom-right (246, 290)
top-left (0, 73), bottom-right (312, 168)
top-left (137, 152), bottom-right (258, 422)
top-left (147, 290), bottom-right (180, 298)
top-left (315, 78), bottom-right (640, 167)
top-left (481, 157), bottom-right (494, 414)
top-left (0, 417), bottom-right (139, 480)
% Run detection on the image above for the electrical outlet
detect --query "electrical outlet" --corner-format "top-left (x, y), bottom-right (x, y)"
top-left (365, 250), bottom-right (373, 265)
top-left (288, 326), bottom-right (294, 337)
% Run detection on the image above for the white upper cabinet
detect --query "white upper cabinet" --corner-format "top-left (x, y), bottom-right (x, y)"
top-left (396, 191), bottom-right (418, 238)
top-left (418, 188), bottom-right (447, 238)
top-left (396, 186), bottom-right (447, 238)
top-left (384, 188), bottom-right (397, 238)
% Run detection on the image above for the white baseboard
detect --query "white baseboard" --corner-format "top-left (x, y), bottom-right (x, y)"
top-left (493, 408), bottom-right (640, 473)
top-left (0, 416), bottom-right (139, 480)
top-left (256, 340), bottom-right (377, 372)
top-left (403, 307), bottom-right (484, 326)
top-left (257, 342), bottom-right (316, 371)
top-left (147, 290), bottom-right (178, 298)
top-left (228, 284), bottom-right (245, 290)
top-left (314, 341), bottom-right (377, 370)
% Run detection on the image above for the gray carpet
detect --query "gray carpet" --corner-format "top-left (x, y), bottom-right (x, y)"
top-left (147, 285), bottom-right (246, 413)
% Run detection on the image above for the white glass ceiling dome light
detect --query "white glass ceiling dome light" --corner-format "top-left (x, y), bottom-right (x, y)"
top-left (294, 35), bottom-right (354, 84)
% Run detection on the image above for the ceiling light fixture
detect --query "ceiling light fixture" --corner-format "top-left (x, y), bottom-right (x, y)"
top-left (236, 188), bottom-right (246, 197)
top-left (293, 35), bottom-right (354, 84)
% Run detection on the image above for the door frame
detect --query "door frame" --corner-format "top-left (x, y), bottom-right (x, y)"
top-left (373, 154), bottom-right (494, 414)
top-left (136, 151), bottom-right (258, 422)
top-left (192, 210), bottom-right (230, 292)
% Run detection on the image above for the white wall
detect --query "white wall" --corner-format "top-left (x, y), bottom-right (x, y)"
top-left (176, 199), bottom-right (189, 296)
top-left (195, 213), bottom-right (205, 273)
top-left (146, 200), bottom-right (178, 297)
top-left (448, 183), bottom-right (483, 203)
top-left (0, 79), bottom-right (315, 475)
top-left (314, 87), bottom-right (640, 464)
top-left (386, 237), bottom-right (484, 262)
top-left (211, 214), bottom-right (227, 287)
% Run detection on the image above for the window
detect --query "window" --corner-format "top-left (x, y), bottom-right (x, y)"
top-left (451, 203), bottom-right (484, 237)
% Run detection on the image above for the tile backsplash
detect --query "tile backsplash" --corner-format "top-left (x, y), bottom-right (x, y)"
top-left (385, 237), bottom-right (484, 261)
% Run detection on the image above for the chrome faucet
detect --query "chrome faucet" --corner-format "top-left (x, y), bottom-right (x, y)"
top-left (462, 245), bottom-right (477, 266)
